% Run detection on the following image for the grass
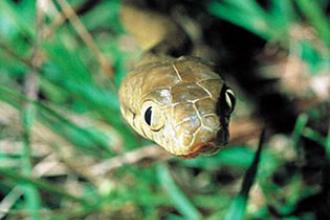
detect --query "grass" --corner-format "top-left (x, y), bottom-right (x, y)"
top-left (157, 164), bottom-right (202, 220)
top-left (225, 130), bottom-right (266, 220)
top-left (0, 0), bottom-right (329, 219)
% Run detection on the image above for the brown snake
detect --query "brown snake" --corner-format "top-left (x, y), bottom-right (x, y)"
top-left (118, 5), bottom-right (236, 157)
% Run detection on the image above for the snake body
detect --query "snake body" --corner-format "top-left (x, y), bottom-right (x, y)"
top-left (119, 4), bottom-right (236, 157)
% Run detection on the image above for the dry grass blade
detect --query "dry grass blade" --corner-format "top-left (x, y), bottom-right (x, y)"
top-left (55, 0), bottom-right (114, 77)
top-left (90, 145), bottom-right (169, 176)
top-left (0, 154), bottom-right (63, 219)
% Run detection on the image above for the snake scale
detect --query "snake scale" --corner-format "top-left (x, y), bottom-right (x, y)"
top-left (118, 4), bottom-right (236, 157)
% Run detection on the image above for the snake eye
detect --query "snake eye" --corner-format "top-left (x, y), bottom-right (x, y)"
top-left (141, 101), bottom-right (165, 131)
top-left (224, 89), bottom-right (236, 114)
top-left (219, 86), bottom-right (236, 117)
top-left (144, 106), bottom-right (152, 126)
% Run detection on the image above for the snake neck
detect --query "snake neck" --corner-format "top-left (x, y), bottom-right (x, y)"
top-left (134, 53), bottom-right (172, 69)
top-left (120, 3), bottom-right (192, 61)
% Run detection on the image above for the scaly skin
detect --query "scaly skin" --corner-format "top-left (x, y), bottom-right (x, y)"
top-left (119, 5), bottom-right (235, 157)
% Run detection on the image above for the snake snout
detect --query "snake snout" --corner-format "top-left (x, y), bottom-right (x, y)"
top-left (181, 126), bottom-right (229, 158)
top-left (172, 109), bottom-right (222, 156)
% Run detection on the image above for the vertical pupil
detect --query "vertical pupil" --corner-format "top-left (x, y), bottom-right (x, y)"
top-left (144, 106), bottom-right (152, 125)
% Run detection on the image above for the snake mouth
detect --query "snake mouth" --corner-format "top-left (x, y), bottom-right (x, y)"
top-left (180, 128), bottom-right (229, 158)
top-left (180, 140), bottom-right (220, 158)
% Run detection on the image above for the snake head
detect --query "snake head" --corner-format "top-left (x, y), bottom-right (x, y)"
top-left (119, 56), bottom-right (236, 157)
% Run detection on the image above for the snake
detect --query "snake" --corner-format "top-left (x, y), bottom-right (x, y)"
top-left (118, 4), bottom-right (236, 157)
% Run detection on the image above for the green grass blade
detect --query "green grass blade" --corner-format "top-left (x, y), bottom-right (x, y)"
top-left (0, 168), bottom-right (89, 206)
top-left (303, 127), bottom-right (327, 147)
top-left (21, 103), bottom-right (41, 220)
top-left (157, 164), bottom-right (202, 220)
top-left (269, 0), bottom-right (295, 36)
top-left (225, 129), bottom-right (266, 220)
top-left (292, 114), bottom-right (308, 150)
top-left (208, 1), bottom-right (272, 39)
top-left (0, 0), bottom-right (35, 38)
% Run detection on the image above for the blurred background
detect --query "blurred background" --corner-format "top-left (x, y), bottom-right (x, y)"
top-left (0, 0), bottom-right (329, 219)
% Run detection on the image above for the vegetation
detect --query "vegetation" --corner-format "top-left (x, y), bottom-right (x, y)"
top-left (0, 0), bottom-right (329, 219)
